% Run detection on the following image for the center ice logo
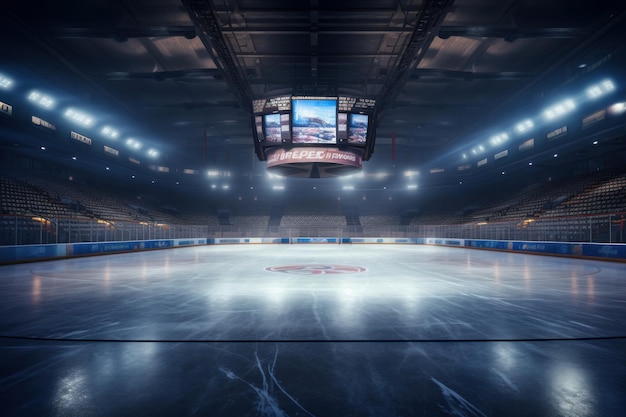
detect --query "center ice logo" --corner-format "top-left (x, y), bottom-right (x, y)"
top-left (265, 264), bottom-right (367, 275)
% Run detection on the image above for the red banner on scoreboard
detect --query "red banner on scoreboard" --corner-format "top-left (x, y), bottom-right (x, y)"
top-left (266, 147), bottom-right (362, 168)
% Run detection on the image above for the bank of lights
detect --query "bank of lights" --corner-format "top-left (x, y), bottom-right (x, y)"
top-left (101, 126), bottom-right (119, 139)
top-left (471, 144), bottom-right (485, 155)
top-left (543, 98), bottom-right (575, 120)
top-left (489, 133), bottom-right (509, 146)
top-left (28, 90), bottom-right (55, 109)
top-left (125, 138), bottom-right (142, 149)
top-left (0, 73), bottom-right (13, 89)
top-left (515, 119), bottom-right (534, 133)
top-left (586, 79), bottom-right (615, 99)
top-left (65, 108), bottom-right (94, 126)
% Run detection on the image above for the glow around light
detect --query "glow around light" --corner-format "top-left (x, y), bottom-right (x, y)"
top-left (101, 126), bottom-right (119, 139)
top-left (515, 119), bottom-right (534, 133)
top-left (147, 148), bottom-right (159, 158)
top-left (65, 108), bottom-right (94, 126)
top-left (0, 73), bottom-right (14, 89)
top-left (28, 90), bottom-right (55, 109)
top-left (543, 98), bottom-right (576, 120)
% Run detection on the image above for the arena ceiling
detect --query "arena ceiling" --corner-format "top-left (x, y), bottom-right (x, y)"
top-left (1, 0), bottom-right (625, 192)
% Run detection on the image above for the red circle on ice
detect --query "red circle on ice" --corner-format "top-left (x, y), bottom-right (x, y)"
top-left (265, 264), bottom-right (367, 275)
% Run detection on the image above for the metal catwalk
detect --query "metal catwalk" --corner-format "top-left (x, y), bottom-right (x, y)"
top-left (1, 244), bottom-right (625, 416)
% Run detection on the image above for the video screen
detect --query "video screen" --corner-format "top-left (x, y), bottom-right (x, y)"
top-left (263, 113), bottom-right (282, 143)
top-left (348, 113), bottom-right (368, 144)
top-left (291, 97), bottom-right (337, 144)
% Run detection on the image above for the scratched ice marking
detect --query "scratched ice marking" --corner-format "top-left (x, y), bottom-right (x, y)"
top-left (431, 377), bottom-right (487, 417)
top-left (219, 348), bottom-right (316, 417)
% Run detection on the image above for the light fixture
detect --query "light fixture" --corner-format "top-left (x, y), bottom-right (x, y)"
top-left (101, 126), bottom-right (119, 139)
top-left (489, 133), bottom-right (509, 146)
top-left (125, 138), bottom-right (142, 149)
top-left (543, 98), bottom-right (575, 120)
top-left (515, 119), bottom-right (534, 133)
top-left (0, 73), bottom-right (14, 89)
top-left (28, 90), bottom-right (55, 109)
top-left (587, 79), bottom-right (615, 99)
top-left (147, 148), bottom-right (159, 158)
top-left (64, 108), bottom-right (94, 126)
top-left (407, 184), bottom-right (418, 190)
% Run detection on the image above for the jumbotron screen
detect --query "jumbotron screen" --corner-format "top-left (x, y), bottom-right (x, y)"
top-left (252, 95), bottom-right (377, 161)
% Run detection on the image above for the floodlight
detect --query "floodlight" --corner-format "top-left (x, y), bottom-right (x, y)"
top-left (543, 98), bottom-right (576, 120)
top-left (342, 185), bottom-right (354, 190)
top-left (407, 184), bottom-right (418, 190)
top-left (0, 73), bottom-right (13, 89)
top-left (272, 185), bottom-right (285, 190)
top-left (489, 133), bottom-right (509, 146)
top-left (28, 90), bottom-right (55, 109)
top-left (587, 79), bottom-right (615, 98)
top-left (125, 138), bottom-right (142, 149)
top-left (515, 119), bottom-right (534, 133)
top-left (207, 170), bottom-right (220, 177)
top-left (101, 126), bottom-right (119, 139)
top-left (65, 108), bottom-right (94, 126)
top-left (147, 148), bottom-right (159, 158)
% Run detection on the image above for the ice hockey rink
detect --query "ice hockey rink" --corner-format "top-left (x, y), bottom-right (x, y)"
top-left (1, 243), bottom-right (625, 416)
